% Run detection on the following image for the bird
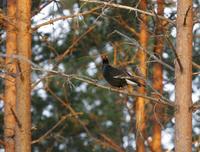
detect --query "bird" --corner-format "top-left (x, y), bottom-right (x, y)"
top-left (101, 55), bottom-right (143, 88)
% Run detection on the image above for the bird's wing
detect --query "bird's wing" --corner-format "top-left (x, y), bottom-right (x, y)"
top-left (113, 67), bottom-right (132, 78)
top-left (113, 67), bottom-right (144, 86)
top-left (107, 65), bottom-right (126, 77)
top-left (105, 64), bottom-right (145, 87)
top-left (109, 68), bottom-right (129, 79)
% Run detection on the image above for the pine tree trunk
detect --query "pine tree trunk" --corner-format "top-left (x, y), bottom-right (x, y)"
top-left (175, 0), bottom-right (193, 151)
top-left (151, 0), bottom-right (164, 151)
top-left (135, 0), bottom-right (148, 151)
top-left (15, 0), bottom-right (32, 151)
top-left (4, 0), bottom-right (17, 151)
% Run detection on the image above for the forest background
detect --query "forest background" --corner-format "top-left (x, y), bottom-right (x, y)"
top-left (0, 0), bottom-right (200, 151)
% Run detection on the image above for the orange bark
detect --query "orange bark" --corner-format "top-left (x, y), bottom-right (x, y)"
top-left (135, 0), bottom-right (148, 151)
top-left (175, 0), bottom-right (193, 152)
top-left (152, 0), bottom-right (164, 151)
top-left (4, 0), bottom-right (17, 151)
top-left (15, 0), bottom-right (32, 151)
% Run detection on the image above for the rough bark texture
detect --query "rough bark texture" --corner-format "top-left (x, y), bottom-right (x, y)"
top-left (135, 0), bottom-right (148, 151)
top-left (151, 0), bottom-right (164, 151)
top-left (15, 0), bottom-right (32, 151)
top-left (4, 0), bottom-right (17, 151)
top-left (175, 0), bottom-right (193, 152)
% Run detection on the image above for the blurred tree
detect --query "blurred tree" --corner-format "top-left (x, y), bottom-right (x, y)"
top-left (151, 0), bottom-right (164, 151)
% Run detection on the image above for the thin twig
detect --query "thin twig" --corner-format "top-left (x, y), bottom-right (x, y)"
top-left (100, 134), bottom-right (125, 152)
top-left (153, 103), bottom-right (164, 129)
top-left (190, 101), bottom-right (200, 112)
top-left (192, 62), bottom-right (200, 69)
top-left (193, 71), bottom-right (200, 75)
top-left (0, 94), bottom-right (3, 101)
top-left (165, 36), bottom-right (183, 72)
top-left (32, 115), bottom-right (68, 144)
top-left (32, 0), bottom-right (54, 17)
top-left (0, 11), bottom-right (16, 28)
top-left (55, 25), bottom-right (96, 63)
top-left (110, 30), bottom-right (175, 71)
top-left (0, 53), bottom-right (39, 68)
top-left (46, 86), bottom-right (94, 137)
top-left (10, 107), bottom-right (22, 128)
top-left (183, 5), bottom-right (192, 26)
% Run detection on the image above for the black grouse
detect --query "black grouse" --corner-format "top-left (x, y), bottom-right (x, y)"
top-left (101, 55), bottom-right (142, 88)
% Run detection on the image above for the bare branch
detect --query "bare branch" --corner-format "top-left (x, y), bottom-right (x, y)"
top-left (32, 67), bottom-right (175, 108)
top-left (110, 30), bottom-right (175, 71)
top-left (1, 52), bottom-right (175, 108)
top-left (190, 101), bottom-right (200, 112)
top-left (80, 0), bottom-right (174, 24)
top-left (45, 86), bottom-right (124, 152)
top-left (32, 113), bottom-right (82, 144)
top-left (32, 6), bottom-right (102, 31)
top-left (165, 36), bottom-right (183, 72)
top-left (183, 5), bottom-right (192, 26)
top-left (0, 53), bottom-right (175, 107)
top-left (55, 25), bottom-right (96, 63)
top-left (99, 134), bottom-right (125, 152)
top-left (0, 139), bottom-right (5, 146)
top-left (192, 62), bottom-right (200, 69)
top-left (0, 94), bottom-right (3, 101)
top-left (32, 0), bottom-right (54, 17)
top-left (0, 11), bottom-right (16, 28)
top-left (10, 107), bottom-right (22, 128)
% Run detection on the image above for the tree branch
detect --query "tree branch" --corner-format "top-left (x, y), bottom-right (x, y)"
top-left (31, 67), bottom-right (175, 108)
top-left (99, 134), bottom-right (125, 152)
top-left (192, 62), bottom-right (200, 69)
top-left (55, 25), bottom-right (96, 63)
top-left (80, 0), bottom-right (174, 24)
top-left (190, 101), bottom-right (200, 112)
top-left (0, 139), bottom-right (5, 146)
top-left (109, 30), bottom-right (175, 71)
top-left (44, 86), bottom-right (125, 152)
top-left (32, 113), bottom-right (82, 144)
top-left (32, 6), bottom-right (102, 31)
top-left (165, 36), bottom-right (183, 72)
top-left (32, 0), bottom-right (54, 17)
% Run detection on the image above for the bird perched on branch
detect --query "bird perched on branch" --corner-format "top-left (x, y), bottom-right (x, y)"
top-left (101, 55), bottom-right (143, 88)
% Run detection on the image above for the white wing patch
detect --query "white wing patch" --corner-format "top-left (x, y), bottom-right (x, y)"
top-left (125, 79), bottom-right (138, 86)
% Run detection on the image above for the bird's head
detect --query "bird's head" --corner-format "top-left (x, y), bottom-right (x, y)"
top-left (101, 55), bottom-right (109, 64)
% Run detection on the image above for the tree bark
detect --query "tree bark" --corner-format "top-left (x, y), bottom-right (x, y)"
top-left (4, 0), bottom-right (17, 151)
top-left (151, 0), bottom-right (164, 151)
top-left (175, 0), bottom-right (193, 152)
top-left (135, 0), bottom-right (148, 151)
top-left (15, 0), bottom-right (32, 151)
